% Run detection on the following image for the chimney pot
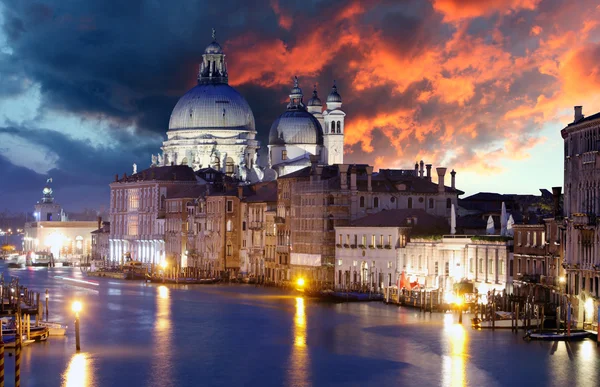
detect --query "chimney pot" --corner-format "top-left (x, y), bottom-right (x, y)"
top-left (450, 169), bottom-right (456, 190)
top-left (339, 164), bottom-right (349, 189)
top-left (436, 167), bottom-right (447, 193)
top-left (350, 166), bottom-right (357, 191)
top-left (419, 160), bottom-right (424, 177)
top-left (237, 186), bottom-right (243, 199)
top-left (425, 164), bottom-right (432, 181)
top-left (574, 106), bottom-right (583, 122)
top-left (366, 166), bottom-right (373, 192)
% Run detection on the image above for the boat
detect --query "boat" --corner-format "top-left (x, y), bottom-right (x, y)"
top-left (2, 318), bottom-right (50, 342)
top-left (3, 335), bottom-right (36, 348)
top-left (524, 329), bottom-right (592, 341)
top-left (38, 322), bottom-right (67, 336)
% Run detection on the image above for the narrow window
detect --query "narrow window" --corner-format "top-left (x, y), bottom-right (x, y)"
top-left (282, 150), bottom-right (287, 160)
top-left (446, 198), bottom-right (451, 209)
top-left (227, 200), bottom-right (233, 212)
top-left (374, 197), bottom-right (379, 208)
top-left (360, 196), bottom-right (365, 208)
top-left (429, 198), bottom-right (434, 209)
top-left (408, 197), bottom-right (413, 209)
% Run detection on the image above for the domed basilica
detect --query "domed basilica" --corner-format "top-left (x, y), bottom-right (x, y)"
top-left (153, 31), bottom-right (345, 181)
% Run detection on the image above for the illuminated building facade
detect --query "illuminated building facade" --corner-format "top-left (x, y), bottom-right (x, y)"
top-left (24, 180), bottom-right (95, 259)
top-left (561, 105), bottom-right (600, 327)
top-left (108, 165), bottom-right (202, 265)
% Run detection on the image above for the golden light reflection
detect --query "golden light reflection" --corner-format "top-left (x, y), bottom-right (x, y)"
top-left (63, 353), bottom-right (93, 387)
top-left (151, 285), bottom-right (172, 384)
top-left (442, 316), bottom-right (467, 387)
top-left (288, 297), bottom-right (310, 385)
top-left (158, 285), bottom-right (169, 299)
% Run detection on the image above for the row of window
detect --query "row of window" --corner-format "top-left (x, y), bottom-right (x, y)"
top-left (358, 196), bottom-right (452, 209)
top-left (337, 234), bottom-right (399, 247)
top-left (325, 121), bottom-right (342, 134)
top-left (516, 231), bottom-right (546, 247)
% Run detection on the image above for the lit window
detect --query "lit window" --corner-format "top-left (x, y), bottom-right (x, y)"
top-left (282, 150), bottom-right (288, 160)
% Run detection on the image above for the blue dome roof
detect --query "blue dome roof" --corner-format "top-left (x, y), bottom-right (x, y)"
top-left (269, 110), bottom-right (323, 146)
top-left (168, 83), bottom-right (255, 131)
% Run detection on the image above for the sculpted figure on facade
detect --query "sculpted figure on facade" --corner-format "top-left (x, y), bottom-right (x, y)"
top-left (151, 154), bottom-right (158, 166)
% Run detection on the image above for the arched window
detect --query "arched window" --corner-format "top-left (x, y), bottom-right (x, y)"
top-left (242, 221), bottom-right (246, 231)
top-left (374, 197), bottom-right (379, 208)
top-left (226, 220), bottom-right (232, 232)
top-left (181, 157), bottom-right (188, 166)
top-left (360, 196), bottom-right (365, 207)
top-left (331, 122), bottom-right (335, 132)
top-left (408, 197), bottom-right (413, 209)
top-left (328, 195), bottom-right (335, 205)
top-left (337, 121), bottom-right (341, 133)
top-left (446, 198), bottom-right (452, 209)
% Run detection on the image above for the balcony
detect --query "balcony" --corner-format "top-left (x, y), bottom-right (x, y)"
top-left (249, 221), bottom-right (264, 230)
top-left (572, 213), bottom-right (597, 228)
top-left (274, 216), bottom-right (285, 224)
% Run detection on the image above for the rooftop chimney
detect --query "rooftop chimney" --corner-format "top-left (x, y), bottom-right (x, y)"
top-left (350, 166), bottom-right (357, 191)
top-left (414, 162), bottom-right (419, 175)
top-left (339, 164), bottom-right (349, 190)
top-left (425, 164), bottom-right (432, 182)
top-left (237, 186), bottom-right (243, 199)
top-left (436, 167), bottom-right (447, 193)
top-left (450, 169), bottom-right (456, 190)
top-left (552, 186), bottom-right (562, 217)
top-left (97, 216), bottom-right (102, 231)
top-left (366, 166), bottom-right (373, 192)
top-left (574, 106), bottom-right (583, 122)
top-left (419, 160), bottom-right (424, 178)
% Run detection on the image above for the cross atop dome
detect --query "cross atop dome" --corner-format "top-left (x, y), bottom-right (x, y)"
top-left (287, 76), bottom-right (305, 110)
top-left (212, 27), bottom-right (216, 40)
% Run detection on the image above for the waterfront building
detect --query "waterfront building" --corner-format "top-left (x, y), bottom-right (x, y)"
top-left (108, 165), bottom-right (201, 265)
top-left (561, 105), bottom-right (600, 326)
top-left (164, 186), bottom-right (206, 268)
top-left (334, 209), bottom-right (447, 291)
top-left (283, 160), bottom-right (462, 286)
top-left (91, 219), bottom-right (110, 261)
top-left (24, 180), bottom-right (96, 260)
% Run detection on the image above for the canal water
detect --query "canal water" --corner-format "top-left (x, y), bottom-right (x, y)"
top-left (1, 265), bottom-right (599, 387)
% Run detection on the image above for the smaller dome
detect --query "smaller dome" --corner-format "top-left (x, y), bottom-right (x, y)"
top-left (327, 81), bottom-right (342, 103)
top-left (307, 85), bottom-right (322, 106)
top-left (269, 110), bottom-right (324, 146)
top-left (204, 41), bottom-right (223, 54)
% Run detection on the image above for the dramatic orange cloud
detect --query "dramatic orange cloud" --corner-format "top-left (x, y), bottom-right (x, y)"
top-left (225, 0), bottom-right (600, 177)
top-left (270, 0), bottom-right (293, 30)
top-left (432, 0), bottom-right (541, 22)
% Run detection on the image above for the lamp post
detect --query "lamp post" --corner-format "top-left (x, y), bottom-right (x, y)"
top-left (72, 301), bottom-right (82, 351)
top-left (45, 290), bottom-right (49, 321)
top-left (161, 261), bottom-right (167, 283)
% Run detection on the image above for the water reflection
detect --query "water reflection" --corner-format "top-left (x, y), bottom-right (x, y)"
top-left (442, 314), bottom-right (466, 387)
top-left (288, 297), bottom-right (310, 386)
top-left (63, 353), bottom-right (93, 387)
top-left (150, 285), bottom-right (173, 385)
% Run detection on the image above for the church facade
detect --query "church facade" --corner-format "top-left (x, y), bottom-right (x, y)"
top-left (154, 32), bottom-right (345, 181)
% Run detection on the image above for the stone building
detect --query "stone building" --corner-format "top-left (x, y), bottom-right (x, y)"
top-left (108, 165), bottom-right (202, 265)
top-left (280, 160), bottom-right (462, 287)
top-left (91, 219), bottom-right (110, 261)
top-left (24, 180), bottom-right (96, 260)
top-left (562, 105), bottom-right (600, 326)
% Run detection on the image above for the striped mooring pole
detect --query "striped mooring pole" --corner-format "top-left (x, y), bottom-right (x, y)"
top-left (0, 313), bottom-right (4, 387)
top-left (15, 304), bottom-right (21, 387)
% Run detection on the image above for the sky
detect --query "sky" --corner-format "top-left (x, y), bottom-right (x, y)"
top-left (1, 0), bottom-right (600, 213)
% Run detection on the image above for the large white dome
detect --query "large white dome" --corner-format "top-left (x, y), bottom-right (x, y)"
top-left (168, 83), bottom-right (256, 132)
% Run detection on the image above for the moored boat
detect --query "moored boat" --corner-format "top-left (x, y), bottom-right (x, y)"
top-left (38, 321), bottom-right (67, 336)
top-left (524, 329), bottom-right (592, 341)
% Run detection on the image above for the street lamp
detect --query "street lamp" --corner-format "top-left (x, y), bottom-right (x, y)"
top-left (72, 301), bottom-right (82, 351)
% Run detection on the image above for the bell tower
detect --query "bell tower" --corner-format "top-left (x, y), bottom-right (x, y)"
top-left (323, 81), bottom-right (345, 165)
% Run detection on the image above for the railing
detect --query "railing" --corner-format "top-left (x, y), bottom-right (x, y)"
top-left (572, 213), bottom-right (597, 227)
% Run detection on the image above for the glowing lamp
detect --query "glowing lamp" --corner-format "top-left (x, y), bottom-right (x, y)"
top-left (296, 278), bottom-right (305, 287)
top-left (160, 261), bottom-right (167, 269)
top-left (72, 301), bottom-right (82, 314)
top-left (559, 276), bottom-right (566, 284)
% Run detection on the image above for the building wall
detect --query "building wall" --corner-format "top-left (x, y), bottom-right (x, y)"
top-left (24, 221), bottom-right (97, 258)
top-left (561, 112), bottom-right (600, 327)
